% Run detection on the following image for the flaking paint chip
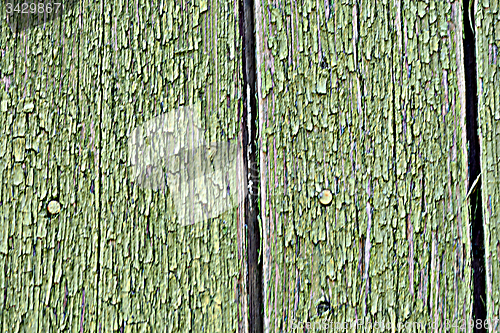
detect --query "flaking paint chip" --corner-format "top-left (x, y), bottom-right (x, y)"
top-left (318, 189), bottom-right (333, 206)
top-left (23, 103), bottom-right (35, 111)
top-left (12, 164), bottom-right (24, 186)
top-left (48, 201), bottom-right (61, 215)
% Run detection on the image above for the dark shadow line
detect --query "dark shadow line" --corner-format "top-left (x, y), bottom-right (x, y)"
top-left (463, 1), bottom-right (486, 331)
top-left (239, 0), bottom-right (262, 330)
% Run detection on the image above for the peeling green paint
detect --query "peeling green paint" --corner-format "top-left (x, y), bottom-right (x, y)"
top-left (0, 0), bottom-right (103, 330)
top-left (256, 0), bottom-right (471, 331)
top-left (97, 0), bottom-right (248, 329)
top-left (475, 0), bottom-right (500, 328)
top-left (0, 0), bottom-right (487, 330)
top-left (0, 0), bottom-right (246, 332)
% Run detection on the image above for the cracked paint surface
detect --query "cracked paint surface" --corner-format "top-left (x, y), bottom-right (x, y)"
top-left (0, 3), bottom-right (101, 332)
top-left (475, 0), bottom-right (500, 329)
top-left (255, 0), bottom-right (471, 331)
top-left (0, 0), bottom-right (246, 332)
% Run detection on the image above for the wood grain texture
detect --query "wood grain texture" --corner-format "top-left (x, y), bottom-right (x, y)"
top-left (1, 1), bottom-right (101, 331)
top-left (255, 0), bottom-right (471, 331)
top-left (475, 0), bottom-right (500, 329)
top-left (98, 0), bottom-right (247, 331)
top-left (1, 0), bottom-right (248, 332)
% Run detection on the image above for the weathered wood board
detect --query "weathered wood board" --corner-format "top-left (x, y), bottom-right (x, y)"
top-left (0, 2), bottom-right (101, 331)
top-left (97, 0), bottom-right (247, 332)
top-left (476, 0), bottom-right (500, 329)
top-left (255, 0), bottom-right (471, 331)
top-left (0, 0), bottom-right (248, 332)
top-left (2, 0), bottom-right (497, 331)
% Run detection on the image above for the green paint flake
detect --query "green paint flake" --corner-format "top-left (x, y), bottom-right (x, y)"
top-left (12, 164), bottom-right (24, 186)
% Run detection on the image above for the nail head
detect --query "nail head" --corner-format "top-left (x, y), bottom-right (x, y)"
top-left (318, 189), bottom-right (332, 206)
top-left (48, 200), bottom-right (61, 215)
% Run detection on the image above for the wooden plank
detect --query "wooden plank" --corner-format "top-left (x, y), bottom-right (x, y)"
top-left (1, 0), bottom-right (248, 332)
top-left (255, 0), bottom-right (471, 331)
top-left (475, 0), bottom-right (500, 329)
top-left (0, 1), bottom-right (101, 332)
top-left (97, 0), bottom-right (247, 332)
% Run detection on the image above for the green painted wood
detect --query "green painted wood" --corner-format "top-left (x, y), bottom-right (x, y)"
top-left (1, 0), bottom-right (493, 331)
top-left (255, 0), bottom-right (472, 331)
top-left (1, 0), bottom-right (248, 332)
top-left (0, 2), bottom-right (101, 332)
top-left (475, 0), bottom-right (500, 328)
top-left (97, 0), bottom-right (247, 331)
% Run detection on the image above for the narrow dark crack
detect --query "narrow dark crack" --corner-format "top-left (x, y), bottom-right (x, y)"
top-left (463, 1), bottom-right (486, 331)
top-left (238, 0), bottom-right (262, 331)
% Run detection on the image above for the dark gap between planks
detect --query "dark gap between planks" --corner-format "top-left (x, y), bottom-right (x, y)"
top-left (463, 0), bottom-right (487, 331)
top-left (239, 0), bottom-right (263, 331)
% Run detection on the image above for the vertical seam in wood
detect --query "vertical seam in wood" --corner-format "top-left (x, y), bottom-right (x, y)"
top-left (463, 0), bottom-right (487, 330)
top-left (239, 0), bottom-right (262, 330)
top-left (253, 0), bottom-right (268, 330)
